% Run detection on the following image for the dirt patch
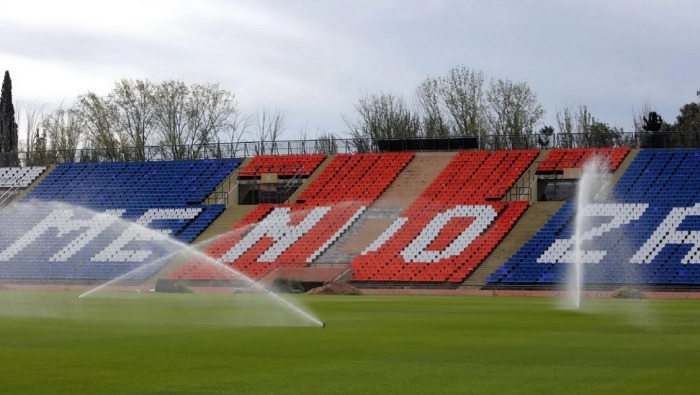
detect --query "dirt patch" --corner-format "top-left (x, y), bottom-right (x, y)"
top-left (610, 287), bottom-right (646, 299)
top-left (307, 282), bottom-right (362, 295)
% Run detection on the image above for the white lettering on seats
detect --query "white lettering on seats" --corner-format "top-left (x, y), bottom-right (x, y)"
top-left (0, 209), bottom-right (125, 262)
top-left (630, 203), bottom-right (700, 264)
top-left (361, 217), bottom-right (408, 255)
top-left (399, 205), bottom-right (498, 263)
top-left (220, 206), bottom-right (331, 263)
top-left (91, 208), bottom-right (202, 262)
top-left (537, 203), bottom-right (648, 264)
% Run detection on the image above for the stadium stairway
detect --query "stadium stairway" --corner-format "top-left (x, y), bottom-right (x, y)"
top-left (370, 152), bottom-right (457, 210)
top-left (461, 201), bottom-right (564, 288)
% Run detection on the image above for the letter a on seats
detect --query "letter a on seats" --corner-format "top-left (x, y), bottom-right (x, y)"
top-left (630, 203), bottom-right (700, 264)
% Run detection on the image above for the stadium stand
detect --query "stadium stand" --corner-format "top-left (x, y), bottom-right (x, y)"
top-left (487, 149), bottom-right (700, 287)
top-left (169, 152), bottom-right (414, 281)
top-left (536, 147), bottom-right (630, 173)
top-left (351, 150), bottom-right (538, 285)
top-left (238, 154), bottom-right (326, 177)
top-left (0, 166), bottom-right (46, 188)
top-left (0, 159), bottom-right (241, 281)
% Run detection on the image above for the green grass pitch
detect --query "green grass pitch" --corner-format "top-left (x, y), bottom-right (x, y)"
top-left (1, 291), bottom-right (699, 394)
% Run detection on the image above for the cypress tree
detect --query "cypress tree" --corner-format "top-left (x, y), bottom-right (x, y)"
top-left (0, 70), bottom-right (18, 156)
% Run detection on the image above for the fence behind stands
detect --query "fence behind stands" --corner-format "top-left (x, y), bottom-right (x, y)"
top-left (3, 130), bottom-right (700, 167)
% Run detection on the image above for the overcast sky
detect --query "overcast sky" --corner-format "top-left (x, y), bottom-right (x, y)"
top-left (1, 0), bottom-right (699, 141)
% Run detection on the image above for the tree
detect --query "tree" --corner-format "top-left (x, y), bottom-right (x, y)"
top-left (110, 79), bottom-right (156, 161)
top-left (485, 79), bottom-right (544, 149)
top-left (643, 111), bottom-right (664, 132)
top-left (185, 83), bottom-right (240, 159)
top-left (42, 105), bottom-right (82, 164)
top-left (587, 120), bottom-right (623, 148)
top-left (74, 92), bottom-right (122, 161)
top-left (151, 80), bottom-right (190, 159)
top-left (30, 128), bottom-right (47, 165)
top-left (254, 107), bottom-right (286, 155)
top-left (556, 105), bottom-right (623, 148)
top-left (0, 70), bottom-right (19, 165)
top-left (437, 66), bottom-right (485, 138)
top-left (315, 132), bottom-right (338, 155)
top-left (214, 111), bottom-right (250, 158)
top-left (414, 76), bottom-right (450, 137)
top-left (537, 125), bottom-right (555, 148)
top-left (556, 105), bottom-right (593, 148)
top-left (17, 100), bottom-right (45, 165)
top-left (344, 92), bottom-right (420, 152)
top-left (74, 79), bottom-right (244, 161)
top-left (674, 102), bottom-right (700, 132)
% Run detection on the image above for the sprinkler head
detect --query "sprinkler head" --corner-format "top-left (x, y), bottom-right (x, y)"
top-left (322, 322), bottom-right (326, 328)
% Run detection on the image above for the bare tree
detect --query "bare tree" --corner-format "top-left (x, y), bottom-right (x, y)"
top-left (186, 83), bottom-right (239, 159)
top-left (485, 79), bottom-right (544, 149)
top-left (254, 107), bottom-right (286, 155)
top-left (215, 112), bottom-right (251, 158)
top-left (42, 105), bottom-right (82, 163)
top-left (344, 92), bottom-right (420, 152)
top-left (556, 105), bottom-right (594, 148)
top-left (315, 131), bottom-right (338, 155)
top-left (16, 100), bottom-right (45, 165)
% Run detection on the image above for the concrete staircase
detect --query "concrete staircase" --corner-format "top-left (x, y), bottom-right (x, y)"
top-left (315, 207), bottom-right (402, 264)
top-left (461, 201), bottom-right (565, 288)
top-left (372, 152), bottom-right (456, 209)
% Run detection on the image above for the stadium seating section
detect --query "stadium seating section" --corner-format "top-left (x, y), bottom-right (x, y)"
top-left (537, 147), bottom-right (629, 173)
top-left (0, 159), bottom-right (240, 281)
top-left (238, 154), bottom-right (326, 177)
top-left (169, 153), bottom-right (414, 281)
top-left (7, 146), bottom-right (700, 289)
top-left (488, 149), bottom-right (700, 287)
top-left (351, 150), bottom-right (538, 284)
top-left (0, 166), bottom-right (46, 188)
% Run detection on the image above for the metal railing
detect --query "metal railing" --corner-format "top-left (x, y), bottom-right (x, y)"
top-left (4, 130), bottom-right (700, 167)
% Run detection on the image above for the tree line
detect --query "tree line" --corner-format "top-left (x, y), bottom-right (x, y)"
top-left (5, 66), bottom-right (700, 165)
top-left (345, 65), bottom-right (700, 151)
top-left (345, 66), bottom-right (545, 151)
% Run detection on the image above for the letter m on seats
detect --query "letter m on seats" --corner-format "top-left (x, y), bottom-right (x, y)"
top-left (220, 206), bottom-right (331, 263)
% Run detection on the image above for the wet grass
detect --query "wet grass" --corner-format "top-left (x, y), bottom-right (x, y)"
top-left (0, 291), bottom-right (699, 394)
